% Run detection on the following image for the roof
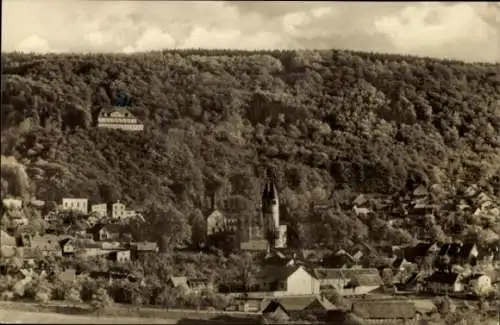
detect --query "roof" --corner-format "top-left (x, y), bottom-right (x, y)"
top-left (312, 268), bottom-right (381, 286)
top-left (426, 271), bottom-right (460, 284)
top-left (240, 239), bottom-right (268, 251)
top-left (438, 243), bottom-right (462, 257)
top-left (323, 253), bottom-right (355, 268)
top-left (352, 301), bottom-right (416, 319)
top-left (258, 265), bottom-right (313, 283)
top-left (58, 268), bottom-right (77, 283)
top-left (273, 295), bottom-right (334, 312)
top-left (99, 107), bottom-right (135, 117)
top-left (413, 185), bottom-right (428, 197)
top-left (262, 301), bottom-right (290, 316)
top-left (353, 194), bottom-right (368, 206)
top-left (169, 276), bottom-right (188, 287)
top-left (134, 241), bottom-right (158, 252)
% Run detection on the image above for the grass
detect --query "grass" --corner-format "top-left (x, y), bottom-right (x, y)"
top-left (0, 300), bottom-right (260, 324)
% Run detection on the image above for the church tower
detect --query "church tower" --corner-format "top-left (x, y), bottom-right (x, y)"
top-left (262, 169), bottom-right (280, 249)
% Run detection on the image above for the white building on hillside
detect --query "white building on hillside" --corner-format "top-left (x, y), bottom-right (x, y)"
top-left (61, 198), bottom-right (88, 214)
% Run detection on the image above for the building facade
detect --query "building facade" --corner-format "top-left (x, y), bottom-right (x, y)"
top-left (97, 108), bottom-right (144, 131)
top-left (61, 198), bottom-right (88, 214)
top-left (91, 203), bottom-right (108, 218)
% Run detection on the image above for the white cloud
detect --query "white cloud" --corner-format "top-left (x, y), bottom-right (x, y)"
top-left (1, 0), bottom-right (499, 62)
top-left (16, 35), bottom-right (51, 53)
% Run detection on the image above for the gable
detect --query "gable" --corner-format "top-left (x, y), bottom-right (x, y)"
top-left (288, 265), bottom-right (313, 281)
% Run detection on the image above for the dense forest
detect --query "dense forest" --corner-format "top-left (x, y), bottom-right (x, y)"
top-left (1, 49), bottom-right (499, 250)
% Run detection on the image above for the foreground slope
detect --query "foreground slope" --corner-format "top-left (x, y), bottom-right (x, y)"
top-left (1, 49), bottom-right (499, 248)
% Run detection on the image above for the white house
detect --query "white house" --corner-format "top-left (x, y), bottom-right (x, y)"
top-left (97, 108), bottom-right (144, 132)
top-left (467, 274), bottom-right (492, 296)
top-left (111, 201), bottom-right (127, 219)
top-left (61, 198), bottom-right (88, 214)
top-left (2, 198), bottom-right (23, 209)
top-left (256, 265), bottom-right (320, 297)
top-left (91, 203), bottom-right (108, 218)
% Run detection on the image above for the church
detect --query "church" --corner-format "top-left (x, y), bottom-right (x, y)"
top-left (205, 169), bottom-right (287, 252)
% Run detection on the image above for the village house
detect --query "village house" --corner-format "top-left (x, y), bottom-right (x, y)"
top-left (261, 301), bottom-right (291, 322)
top-left (351, 300), bottom-right (418, 325)
top-left (28, 234), bottom-right (63, 257)
top-left (76, 241), bottom-right (105, 258)
top-left (403, 242), bottom-right (440, 264)
top-left (262, 295), bottom-right (336, 322)
top-left (425, 271), bottom-right (464, 295)
top-left (97, 107), bottom-right (144, 132)
top-left (167, 276), bottom-right (190, 292)
top-left (129, 241), bottom-right (159, 260)
top-left (465, 274), bottom-right (492, 296)
top-left (61, 198), bottom-right (88, 215)
top-left (314, 268), bottom-right (382, 296)
top-left (206, 209), bottom-right (238, 236)
top-left (2, 198), bottom-right (23, 210)
top-left (59, 238), bottom-right (76, 256)
top-left (255, 264), bottom-right (320, 296)
top-left (108, 250), bottom-right (131, 263)
top-left (90, 224), bottom-right (123, 241)
top-left (91, 203), bottom-right (107, 218)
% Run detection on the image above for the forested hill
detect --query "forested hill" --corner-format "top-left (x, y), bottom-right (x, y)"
top-left (1, 49), bottom-right (500, 249)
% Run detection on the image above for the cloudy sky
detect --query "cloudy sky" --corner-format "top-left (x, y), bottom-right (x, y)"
top-left (2, 1), bottom-right (499, 62)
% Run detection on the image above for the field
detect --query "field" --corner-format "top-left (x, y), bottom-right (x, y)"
top-left (0, 308), bottom-right (177, 324)
top-left (0, 301), bottom-right (259, 324)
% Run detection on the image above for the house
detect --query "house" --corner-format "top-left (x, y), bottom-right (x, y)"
top-left (61, 198), bottom-right (88, 215)
top-left (111, 201), bottom-right (127, 219)
top-left (261, 301), bottom-right (291, 322)
top-left (351, 300), bottom-right (417, 325)
top-left (91, 204), bottom-right (107, 218)
top-left (59, 238), bottom-right (76, 256)
top-left (90, 224), bottom-right (123, 241)
top-left (188, 278), bottom-right (214, 294)
top-left (256, 265), bottom-right (320, 296)
top-left (2, 198), bottom-right (23, 210)
top-left (262, 295), bottom-right (336, 320)
top-left (75, 241), bottom-right (105, 258)
top-left (167, 276), bottom-right (190, 292)
top-left (340, 268), bottom-right (382, 296)
top-left (97, 107), bottom-right (144, 132)
top-left (413, 185), bottom-right (428, 198)
top-left (43, 211), bottom-right (59, 223)
top-left (240, 239), bottom-right (269, 252)
top-left (404, 242), bottom-right (440, 263)
top-left (425, 271), bottom-right (464, 295)
top-left (391, 257), bottom-right (414, 272)
top-left (206, 210), bottom-right (237, 236)
top-left (465, 274), bottom-right (492, 296)
top-left (29, 234), bottom-right (63, 256)
top-left (313, 268), bottom-right (382, 296)
top-left (352, 194), bottom-right (370, 208)
top-left (58, 268), bottom-right (77, 284)
top-left (130, 241), bottom-right (159, 259)
top-left (236, 297), bottom-right (268, 312)
top-left (353, 206), bottom-right (371, 217)
top-left (0, 230), bottom-right (17, 247)
top-left (108, 250), bottom-right (131, 263)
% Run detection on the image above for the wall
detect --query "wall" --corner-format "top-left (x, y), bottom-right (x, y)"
top-left (285, 267), bottom-right (320, 296)
top-left (98, 122), bottom-right (144, 131)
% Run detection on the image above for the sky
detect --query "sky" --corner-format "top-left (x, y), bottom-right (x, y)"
top-left (2, 1), bottom-right (500, 63)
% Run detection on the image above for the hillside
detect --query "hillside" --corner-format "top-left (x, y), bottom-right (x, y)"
top-left (1, 49), bottom-right (499, 250)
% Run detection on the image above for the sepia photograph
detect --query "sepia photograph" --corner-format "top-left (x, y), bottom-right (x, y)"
top-left (1, 1), bottom-right (499, 324)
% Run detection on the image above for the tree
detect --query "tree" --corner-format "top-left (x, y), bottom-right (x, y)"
top-left (90, 288), bottom-right (113, 315)
top-left (189, 209), bottom-right (206, 248)
top-left (64, 286), bottom-right (82, 307)
top-left (34, 280), bottom-right (52, 304)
